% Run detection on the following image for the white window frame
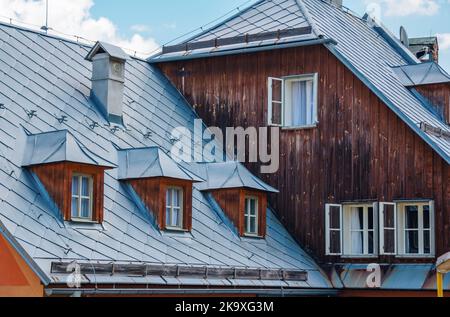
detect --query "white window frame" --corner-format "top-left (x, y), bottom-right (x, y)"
top-left (165, 187), bottom-right (184, 230)
top-left (71, 173), bottom-right (94, 221)
top-left (267, 74), bottom-right (318, 129)
top-left (342, 203), bottom-right (378, 257)
top-left (325, 204), bottom-right (343, 256)
top-left (397, 201), bottom-right (435, 257)
top-left (244, 196), bottom-right (259, 236)
top-left (379, 202), bottom-right (397, 255)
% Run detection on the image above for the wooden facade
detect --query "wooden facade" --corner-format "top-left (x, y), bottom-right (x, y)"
top-left (415, 83), bottom-right (450, 124)
top-left (158, 44), bottom-right (450, 263)
top-left (31, 162), bottom-right (108, 223)
top-left (211, 188), bottom-right (267, 237)
top-left (129, 177), bottom-right (193, 231)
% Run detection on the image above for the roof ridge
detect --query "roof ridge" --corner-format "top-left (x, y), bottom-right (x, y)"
top-left (0, 20), bottom-right (93, 49)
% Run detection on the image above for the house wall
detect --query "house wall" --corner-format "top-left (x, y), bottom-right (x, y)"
top-left (158, 44), bottom-right (450, 263)
top-left (415, 83), bottom-right (450, 124)
top-left (0, 234), bottom-right (43, 297)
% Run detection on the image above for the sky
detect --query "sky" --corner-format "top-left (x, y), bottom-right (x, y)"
top-left (0, 0), bottom-right (449, 70)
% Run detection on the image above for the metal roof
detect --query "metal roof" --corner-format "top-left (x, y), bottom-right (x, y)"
top-left (151, 0), bottom-right (450, 166)
top-left (392, 62), bottom-right (450, 87)
top-left (22, 130), bottom-right (116, 168)
top-left (118, 147), bottom-right (202, 182)
top-left (0, 21), bottom-right (330, 290)
top-left (150, 0), bottom-right (317, 61)
top-left (197, 162), bottom-right (279, 193)
top-left (85, 41), bottom-right (129, 61)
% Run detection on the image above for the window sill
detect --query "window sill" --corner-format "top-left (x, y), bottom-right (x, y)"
top-left (396, 254), bottom-right (435, 259)
top-left (164, 227), bottom-right (190, 233)
top-left (340, 255), bottom-right (379, 259)
top-left (281, 124), bottom-right (318, 131)
top-left (70, 218), bottom-right (98, 224)
top-left (242, 234), bottom-right (264, 240)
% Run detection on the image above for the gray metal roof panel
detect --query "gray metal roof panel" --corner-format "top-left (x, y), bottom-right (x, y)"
top-left (0, 21), bottom-right (330, 289)
top-left (392, 62), bottom-right (450, 87)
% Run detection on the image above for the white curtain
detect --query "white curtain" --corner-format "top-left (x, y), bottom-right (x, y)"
top-left (351, 208), bottom-right (363, 254)
top-left (290, 80), bottom-right (313, 126)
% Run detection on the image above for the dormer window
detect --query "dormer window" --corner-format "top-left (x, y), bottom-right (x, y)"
top-left (165, 187), bottom-right (184, 230)
top-left (198, 162), bottom-right (278, 239)
top-left (118, 147), bottom-right (202, 232)
top-left (22, 130), bottom-right (115, 224)
top-left (244, 196), bottom-right (259, 236)
top-left (71, 174), bottom-right (94, 221)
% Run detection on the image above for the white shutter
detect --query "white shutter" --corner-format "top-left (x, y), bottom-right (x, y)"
top-left (379, 202), bottom-right (397, 255)
top-left (325, 204), bottom-right (343, 256)
top-left (268, 77), bottom-right (283, 126)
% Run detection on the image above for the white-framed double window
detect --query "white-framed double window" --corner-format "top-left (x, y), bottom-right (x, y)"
top-left (244, 196), bottom-right (259, 236)
top-left (326, 200), bottom-right (435, 257)
top-left (71, 174), bottom-right (94, 220)
top-left (326, 203), bottom-right (378, 257)
top-left (165, 187), bottom-right (184, 229)
top-left (268, 74), bottom-right (318, 128)
top-left (396, 202), bottom-right (435, 256)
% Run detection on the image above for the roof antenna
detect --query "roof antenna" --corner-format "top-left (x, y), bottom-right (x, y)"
top-left (40, 0), bottom-right (52, 34)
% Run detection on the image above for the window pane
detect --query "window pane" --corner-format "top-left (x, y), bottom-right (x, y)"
top-left (250, 216), bottom-right (257, 234)
top-left (384, 229), bottom-right (396, 254)
top-left (289, 80), bottom-right (314, 127)
top-left (173, 189), bottom-right (179, 207)
top-left (368, 231), bottom-right (374, 254)
top-left (166, 190), bottom-right (172, 207)
top-left (368, 207), bottom-right (374, 230)
top-left (272, 79), bottom-right (282, 102)
top-left (71, 197), bottom-right (79, 217)
top-left (406, 230), bottom-right (419, 254)
top-left (81, 198), bottom-right (90, 218)
top-left (351, 207), bottom-right (364, 230)
top-left (166, 208), bottom-right (171, 226)
top-left (424, 230), bottom-right (431, 254)
top-left (384, 204), bottom-right (395, 228)
top-left (330, 231), bottom-right (341, 254)
top-left (329, 206), bottom-right (341, 229)
top-left (72, 176), bottom-right (79, 196)
top-left (351, 231), bottom-right (363, 254)
top-left (250, 199), bottom-right (257, 216)
top-left (271, 102), bottom-right (282, 125)
top-left (172, 209), bottom-right (179, 227)
top-left (423, 205), bottom-right (430, 229)
top-left (81, 177), bottom-right (90, 197)
top-left (405, 206), bottom-right (419, 229)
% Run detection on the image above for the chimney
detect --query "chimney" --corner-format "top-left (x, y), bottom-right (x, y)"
top-left (86, 41), bottom-right (129, 125)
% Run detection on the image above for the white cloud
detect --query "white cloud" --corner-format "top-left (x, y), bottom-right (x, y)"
top-left (0, 0), bottom-right (159, 57)
top-left (365, 0), bottom-right (440, 16)
top-left (437, 33), bottom-right (450, 50)
top-left (130, 24), bottom-right (151, 33)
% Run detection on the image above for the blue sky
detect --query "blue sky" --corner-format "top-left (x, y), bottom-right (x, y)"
top-left (89, 0), bottom-right (450, 71)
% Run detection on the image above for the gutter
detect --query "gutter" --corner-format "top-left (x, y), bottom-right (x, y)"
top-left (149, 38), bottom-right (337, 64)
top-left (45, 287), bottom-right (338, 297)
top-left (325, 43), bottom-right (450, 166)
top-left (0, 223), bottom-right (51, 286)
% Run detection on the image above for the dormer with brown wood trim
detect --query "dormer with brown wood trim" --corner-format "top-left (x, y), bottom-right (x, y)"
top-left (118, 147), bottom-right (202, 232)
top-left (21, 130), bottom-right (115, 223)
top-left (393, 62), bottom-right (450, 123)
top-left (198, 162), bottom-right (278, 238)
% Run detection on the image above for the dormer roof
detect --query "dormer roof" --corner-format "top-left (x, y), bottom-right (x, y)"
top-left (197, 161), bottom-right (278, 193)
top-left (393, 62), bottom-right (450, 87)
top-left (22, 130), bottom-right (115, 168)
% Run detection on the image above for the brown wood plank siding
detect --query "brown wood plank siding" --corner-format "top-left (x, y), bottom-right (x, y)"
top-left (31, 162), bottom-right (106, 222)
top-left (211, 189), bottom-right (267, 237)
top-left (158, 44), bottom-right (450, 262)
top-left (415, 83), bottom-right (450, 124)
top-left (129, 178), bottom-right (193, 231)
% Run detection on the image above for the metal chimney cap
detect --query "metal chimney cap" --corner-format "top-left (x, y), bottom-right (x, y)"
top-left (86, 41), bottom-right (130, 62)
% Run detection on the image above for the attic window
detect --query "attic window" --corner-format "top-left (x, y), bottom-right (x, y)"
top-left (244, 196), bottom-right (259, 236)
top-left (165, 187), bottom-right (184, 230)
top-left (71, 174), bottom-right (94, 221)
top-left (268, 74), bottom-right (319, 128)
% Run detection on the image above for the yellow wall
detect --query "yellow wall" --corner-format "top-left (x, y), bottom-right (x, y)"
top-left (0, 234), bottom-right (44, 297)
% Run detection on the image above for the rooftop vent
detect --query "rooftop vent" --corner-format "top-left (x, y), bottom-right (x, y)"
top-left (86, 41), bottom-right (129, 125)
